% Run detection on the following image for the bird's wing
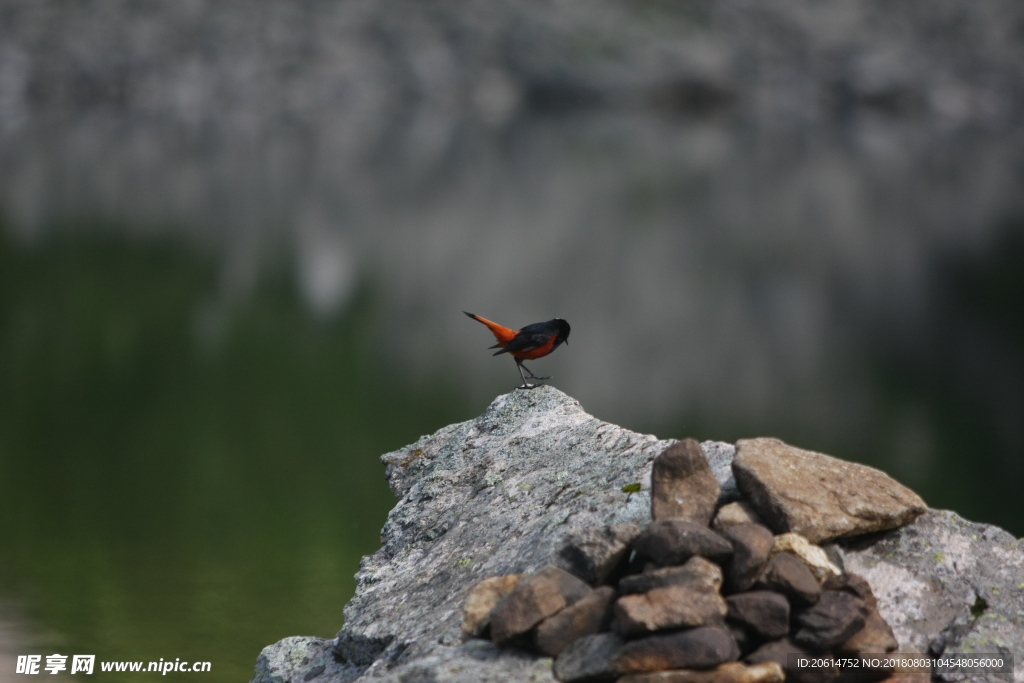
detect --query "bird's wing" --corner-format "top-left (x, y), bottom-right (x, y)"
top-left (492, 325), bottom-right (556, 356)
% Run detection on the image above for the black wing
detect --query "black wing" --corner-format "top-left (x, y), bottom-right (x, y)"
top-left (492, 321), bottom-right (558, 356)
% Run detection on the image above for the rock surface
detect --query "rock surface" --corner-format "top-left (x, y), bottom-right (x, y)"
top-left (836, 509), bottom-right (1024, 676)
top-left (701, 442), bottom-right (741, 505)
top-left (251, 388), bottom-right (1024, 682)
top-left (733, 438), bottom-right (927, 543)
top-left (283, 387), bottom-right (673, 681)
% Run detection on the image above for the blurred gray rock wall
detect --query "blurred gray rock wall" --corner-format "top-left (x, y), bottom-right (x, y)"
top-left (1, 0), bottom-right (1022, 482)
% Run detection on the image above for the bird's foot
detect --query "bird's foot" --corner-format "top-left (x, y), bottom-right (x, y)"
top-left (515, 382), bottom-right (545, 390)
top-left (524, 374), bottom-right (552, 381)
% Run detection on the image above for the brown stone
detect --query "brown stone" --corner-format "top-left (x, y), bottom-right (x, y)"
top-left (614, 625), bottom-right (740, 674)
top-left (633, 519), bottom-right (733, 566)
top-left (489, 566), bottom-right (591, 644)
top-left (617, 661), bottom-right (784, 683)
top-left (756, 552), bottom-right (821, 607)
top-left (732, 438), bottom-right (927, 544)
top-left (619, 556), bottom-right (723, 595)
top-left (838, 608), bottom-right (898, 654)
top-left (535, 585), bottom-right (616, 656)
top-left (713, 502), bottom-right (765, 532)
top-left (461, 573), bottom-right (523, 639)
top-left (554, 632), bottom-right (624, 683)
top-left (651, 439), bottom-right (720, 524)
top-left (829, 573), bottom-right (878, 610)
top-left (721, 523), bottom-right (774, 592)
top-left (726, 591), bottom-right (790, 640)
top-left (558, 523), bottom-right (642, 585)
top-left (727, 622), bottom-right (753, 657)
top-left (793, 591), bottom-right (869, 651)
top-left (615, 583), bottom-right (728, 637)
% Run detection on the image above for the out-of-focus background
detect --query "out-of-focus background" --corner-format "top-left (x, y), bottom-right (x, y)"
top-left (1, 0), bottom-right (1022, 680)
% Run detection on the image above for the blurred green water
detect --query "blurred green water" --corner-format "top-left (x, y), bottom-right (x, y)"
top-left (0, 230), bottom-right (470, 681)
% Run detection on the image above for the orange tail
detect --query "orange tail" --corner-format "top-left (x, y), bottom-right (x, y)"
top-left (464, 311), bottom-right (518, 347)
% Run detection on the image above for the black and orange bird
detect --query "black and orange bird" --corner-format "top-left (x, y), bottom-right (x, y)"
top-left (464, 312), bottom-right (571, 389)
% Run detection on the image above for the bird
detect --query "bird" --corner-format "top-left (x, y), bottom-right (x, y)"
top-left (464, 312), bottom-right (571, 390)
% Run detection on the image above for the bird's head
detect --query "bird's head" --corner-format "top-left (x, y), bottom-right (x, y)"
top-left (552, 318), bottom-right (571, 346)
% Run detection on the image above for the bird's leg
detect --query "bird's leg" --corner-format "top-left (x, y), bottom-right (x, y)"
top-left (521, 363), bottom-right (551, 381)
top-left (515, 360), bottom-right (533, 390)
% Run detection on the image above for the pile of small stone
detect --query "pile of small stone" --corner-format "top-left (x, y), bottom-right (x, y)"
top-left (462, 439), bottom-right (917, 683)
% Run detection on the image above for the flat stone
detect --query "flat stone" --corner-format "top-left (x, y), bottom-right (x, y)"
top-left (558, 523), bottom-right (642, 585)
top-left (838, 608), bottom-right (898, 654)
top-left (756, 552), bottom-right (821, 607)
top-left (732, 438), bottom-right (927, 544)
top-left (651, 439), bottom-right (720, 524)
top-left (713, 502), bottom-right (765, 532)
top-left (793, 591), bottom-right (868, 651)
top-left (726, 591), bottom-right (790, 640)
top-left (619, 556), bottom-right (723, 595)
top-left (461, 574), bottom-right (524, 640)
top-left (614, 625), bottom-right (740, 674)
top-left (722, 523), bottom-right (775, 592)
top-left (633, 519), bottom-right (734, 566)
top-left (553, 632), bottom-right (623, 683)
top-left (615, 583), bottom-right (728, 637)
top-left (618, 661), bottom-right (784, 683)
top-left (535, 585), bottom-right (616, 656)
top-left (490, 566), bottom-right (591, 644)
top-left (771, 533), bottom-right (842, 584)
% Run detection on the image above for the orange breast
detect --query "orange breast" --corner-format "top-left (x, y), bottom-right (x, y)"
top-left (511, 335), bottom-right (557, 360)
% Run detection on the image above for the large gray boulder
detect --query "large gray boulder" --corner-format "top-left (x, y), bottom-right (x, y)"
top-left (251, 388), bottom-right (1024, 683)
top-left (836, 510), bottom-right (1024, 678)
